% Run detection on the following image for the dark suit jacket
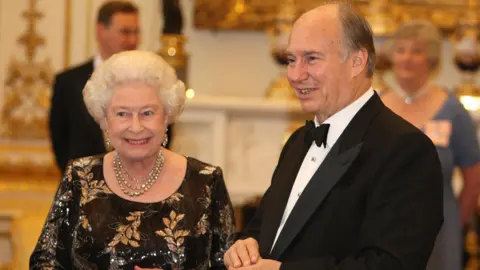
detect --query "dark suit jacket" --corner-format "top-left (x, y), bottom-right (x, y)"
top-left (242, 93), bottom-right (443, 270)
top-left (49, 60), bottom-right (175, 173)
top-left (49, 60), bottom-right (105, 173)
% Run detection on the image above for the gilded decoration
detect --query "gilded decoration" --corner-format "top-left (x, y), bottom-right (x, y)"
top-left (194, 0), bottom-right (480, 35)
top-left (265, 0), bottom-right (296, 100)
top-left (0, 0), bottom-right (60, 180)
top-left (1, 0), bottom-right (53, 140)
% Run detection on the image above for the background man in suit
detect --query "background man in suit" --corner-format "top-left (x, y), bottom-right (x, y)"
top-left (224, 3), bottom-right (443, 270)
top-left (49, 1), bottom-right (140, 173)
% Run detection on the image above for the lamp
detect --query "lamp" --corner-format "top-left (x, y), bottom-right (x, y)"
top-left (454, 37), bottom-right (480, 111)
top-left (452, 0), bottom-right (480, 111)
top-left (158, 0), bottom-right (188, 86)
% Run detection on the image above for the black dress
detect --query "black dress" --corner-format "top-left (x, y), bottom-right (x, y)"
top-left (29, 155), bottom-right (236, 269)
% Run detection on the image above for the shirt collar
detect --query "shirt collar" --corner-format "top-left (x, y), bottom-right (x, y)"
top-left (93, 54), bottom-right (104, 70)
top-left (314, 87), bottom-right (374, 148)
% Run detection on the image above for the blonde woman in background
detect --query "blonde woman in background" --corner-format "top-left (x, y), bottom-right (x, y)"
top-left (381, 20), bottom-right (480, 270)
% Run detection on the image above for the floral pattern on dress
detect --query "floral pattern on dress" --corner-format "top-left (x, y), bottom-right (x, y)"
top-left (30, 155), bottom-right (236, 270)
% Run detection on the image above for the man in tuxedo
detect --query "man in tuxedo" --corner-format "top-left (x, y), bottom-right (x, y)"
top-left (224, 3), bottom-right (443, 270)
top-left (49, 1), bottom-right (140, 173)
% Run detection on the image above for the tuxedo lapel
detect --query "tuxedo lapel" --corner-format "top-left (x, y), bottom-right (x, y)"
top-left (269, 141), bottom-right (363, 259)
top-left (259, 129), bottom-right (311, 256)
top-left (269, 92), bottom-right (384, 260)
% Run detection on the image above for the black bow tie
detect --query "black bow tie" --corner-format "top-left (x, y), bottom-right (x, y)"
top-left (304, 120), bottom-right (330, 148)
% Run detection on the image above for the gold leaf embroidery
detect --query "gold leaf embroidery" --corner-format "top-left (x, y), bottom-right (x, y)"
top-left (116, 225), bottom-right (127, 233)
top-left (168, 243), bottom-right (177, 252)
top-left (195, 185), bottom-right (212, 236)
top-left (75, 156), bottom-right (113, 206)
top-left (80, 215), bottom-right (90, 231)
top-left (108, 239), bottom-right (120, 247)
top-left (120, 236), bottom-right (129, 245)
top-left (219, 206), bottom-right (235, 236)
top-left (133, 231), bottom-right (141, 241)
top-left (177, 238), bottom-right (184, 246)
top-left (165, 192), bottom-right (184, 205)
top-left (72, 156), bottom-right (101, 171)
top-left (131, 211), bottom-right (143, 216)
top-left (199, 166), bottom-right (216, 175)
top-left (155, 210), bottom-right (190, 268)
top-left (163, 218), bottom-right (171, 227)
top-left (39, 223), bottom-right (58, 255)
top-left (195, 214), bottom-right (208, 236)
top-left (106, 211), bottom-right (144, 250)
top-left (80, 178), bottom-right (112, 206)
top-left (126, 227), bottom-right (133, 238)
top-left (215, 203), bottom-right (236, 252)
top-left (77, 170), bottom-right (86, 179)
top-left (166, 237), bottom-right (176, 245)
top-left (65, 164), bottom-right (73, 182)
top-left (197, 186), bottom-right (211, 210)
top-left (129, 240), bottom-right (140, 247)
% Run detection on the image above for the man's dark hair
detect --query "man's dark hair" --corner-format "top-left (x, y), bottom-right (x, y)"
top-left (97, 1), bottom-right (138, 26)
top-left (337, 3), bottom-right (376, 77)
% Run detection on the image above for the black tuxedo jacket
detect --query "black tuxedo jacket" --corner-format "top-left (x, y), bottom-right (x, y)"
top-left (49, 60), bottom-right (105, 173)
top-left (242, 93), bottom-right (443, 270)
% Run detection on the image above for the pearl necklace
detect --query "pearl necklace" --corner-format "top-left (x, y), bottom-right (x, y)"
top-left (113, 151), bottom-right (164, 197)
top-left (390, 80), bottom-right (431, 104)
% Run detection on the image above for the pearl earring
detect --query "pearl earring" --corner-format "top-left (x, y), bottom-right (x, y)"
top-left (162, 128), bottom-right (168, 147)
top-left (105, 131), bottom-right (112, 151)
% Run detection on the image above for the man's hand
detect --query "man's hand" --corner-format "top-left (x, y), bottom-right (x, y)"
top-left (224, 238), bottom-right (260, 268)
top-left (228, 259), bottom-right (281, 270)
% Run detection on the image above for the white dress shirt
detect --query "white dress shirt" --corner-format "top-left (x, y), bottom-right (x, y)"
top-left (271, 88), bottom-right (375, 251)
top-left (93, 54), bottom-right (104, 70)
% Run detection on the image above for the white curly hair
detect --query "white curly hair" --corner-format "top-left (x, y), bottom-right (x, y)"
top-left (83, 50), bottom-right (185, 128)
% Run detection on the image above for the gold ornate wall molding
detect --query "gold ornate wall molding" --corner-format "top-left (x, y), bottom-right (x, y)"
top-left (194, 0), bottom-right (479, 36)
top-left (0, 144), bottom-right (58, 177)
top-left (0, 0), bottom-right (60, 178)
top-left (1, 0), bottom-right (53, 140)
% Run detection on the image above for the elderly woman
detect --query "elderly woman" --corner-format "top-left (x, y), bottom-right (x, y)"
top-left (30, 51), bottom-right (235, 269)
top-left (381, 20), bottom-right (480, 270)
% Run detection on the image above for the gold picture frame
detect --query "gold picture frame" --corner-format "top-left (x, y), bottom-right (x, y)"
top-left (194, 0), bottom-right (479, 35)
